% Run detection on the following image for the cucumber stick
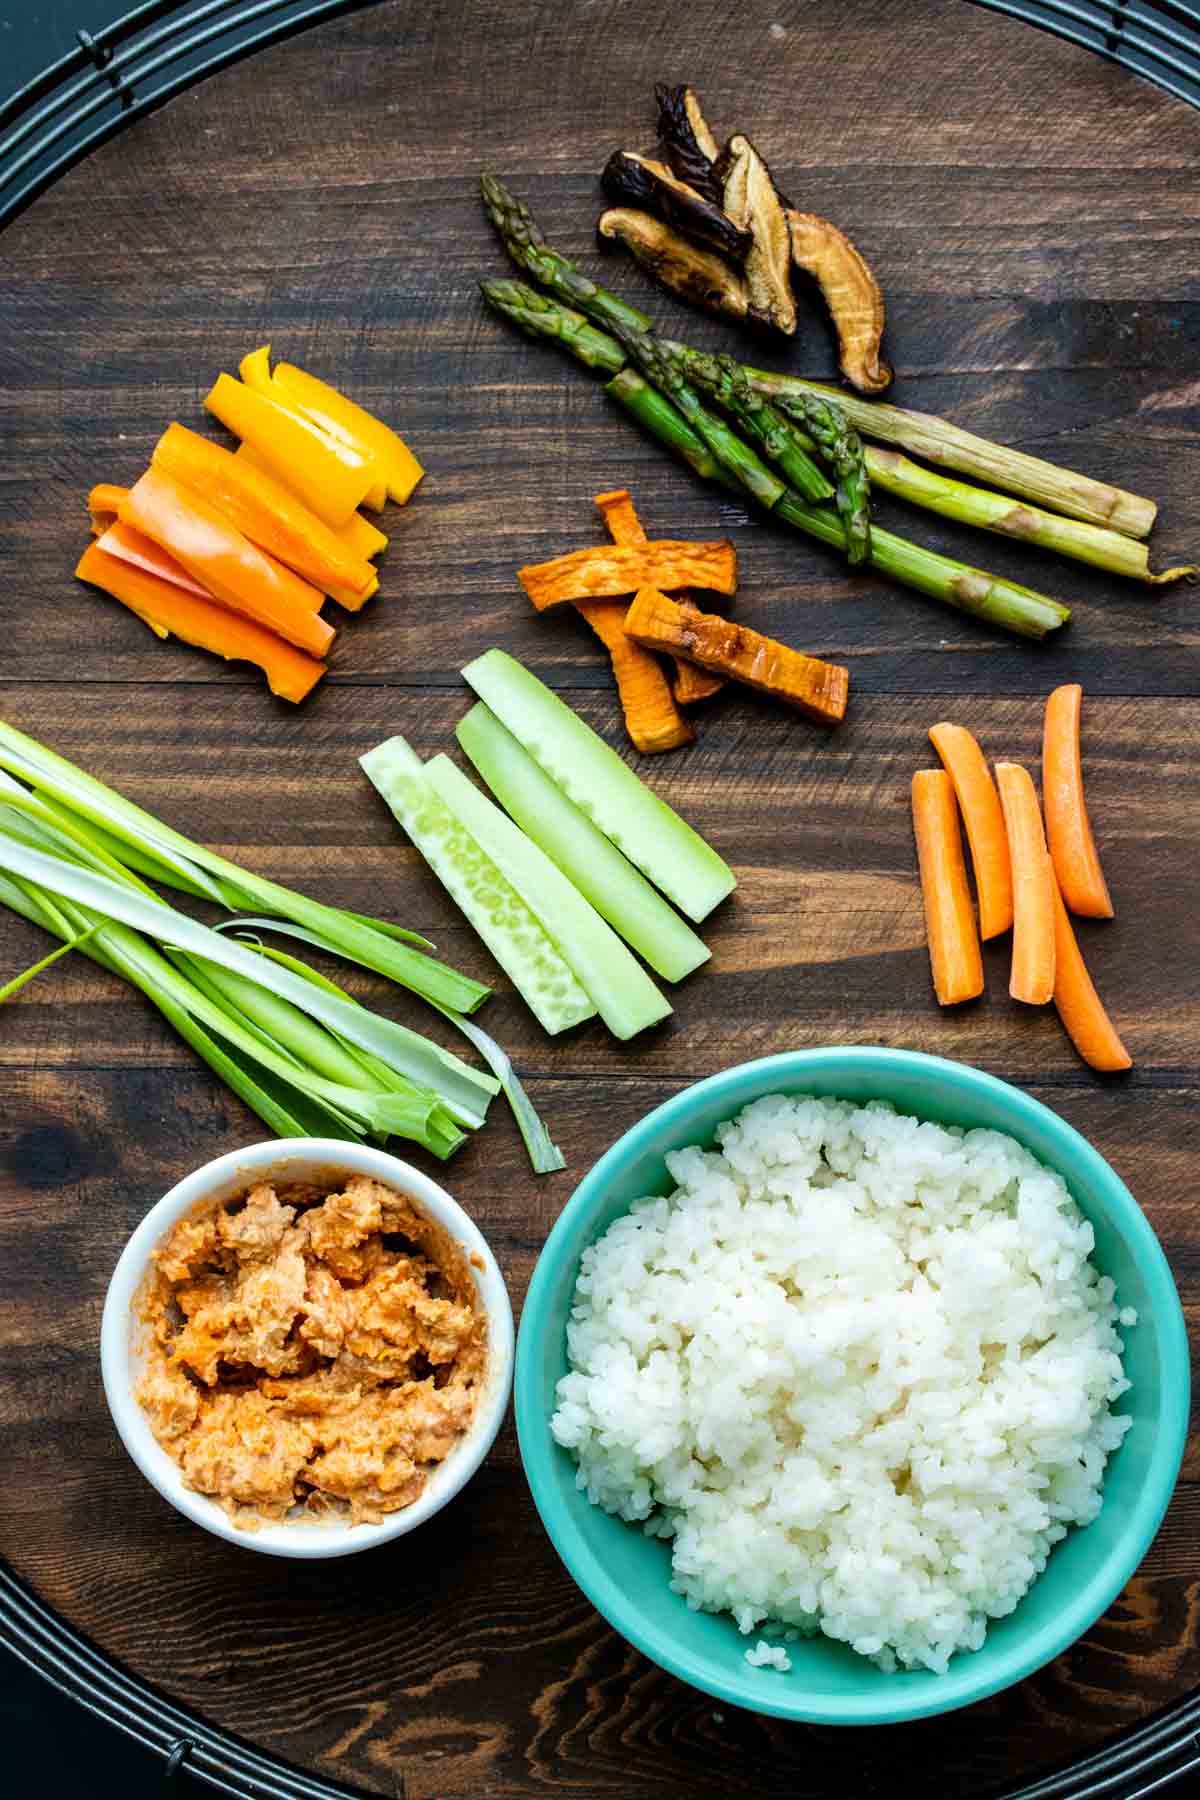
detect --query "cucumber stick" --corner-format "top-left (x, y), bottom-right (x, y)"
top-left (460, 650), bottom-right (736, 922)
top-left (456, 703), bottom-right (709, 983)
top-left (360, 738), bottom-right (594, 1036)
top-left (424, 755), bottom-right (671, 1040)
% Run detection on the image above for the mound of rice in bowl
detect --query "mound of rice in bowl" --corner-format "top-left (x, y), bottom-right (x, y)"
top-left (551, 1094), bottom-right (1135, 1675)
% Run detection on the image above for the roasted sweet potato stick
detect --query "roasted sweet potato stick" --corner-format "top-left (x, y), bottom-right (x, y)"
top-left (575, 601), bottom-right (694, 753)
top-left (928, 722), bottom-right (1013, 940)
top-left (1043, 683), bottom-right (1114, 919)
top-left (911, 769), bottom-right (984, 1006)
top-left (75, 543), bottom-right (325, 703)
top-left (519, 540), bottom-right (736, 610)
top-left (1050, 874), bottom-right (1131, 1072)
top-left (119, 468), bottom-right (334, 660)
top-left (995, 762), bottom-right (1056, 1005)
top-left (594, 488), bottom-right (723, 705)
top-left (95, 522), bottom-right (213, 601)
top-left (153, 424), bottom-right (376, 609)
top-left (624, 588), bottom-right (848, 724)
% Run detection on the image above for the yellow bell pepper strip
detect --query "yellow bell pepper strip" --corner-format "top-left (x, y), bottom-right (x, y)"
top-left (336, 508), bottom-right (389, 561)
top-left (119, 467), bottom-right (335, 660)
top-left (76, 542), bottom-right (326, 703)
top-left (152, 423), bottom-right (377, 609)
top-left (238, 347), bottom-right (388, 512)
top-left (95, 520), bottom-right (213, 600)
top-left (272, 360), bottom-right (425, 504)
top-left (204, 372), bottom-right (376, 528)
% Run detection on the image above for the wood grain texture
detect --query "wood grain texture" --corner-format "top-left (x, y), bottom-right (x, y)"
top-left (1, 0), bottom-right (1198, 1794)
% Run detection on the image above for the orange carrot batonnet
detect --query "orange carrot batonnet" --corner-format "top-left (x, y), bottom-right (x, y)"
top-left (118, 467), bottom-right (334, 660)
top-left (911, 768), bottom-right (984, 1007)
top-left (153, 423), bottom-right (376, 606)
top-left (594, 488), bottom-right (724, 706)
top-left (1043, 682), bottom-right (1113, 919)
top-left (994, 761), bottom-right (1056, 1005)
top-left (1050, 873), bottom-right (1131, 1072)
top-left (95, 522), bottom-right (213, 601)
top-left (75, 543), bottom-right (325, 704)
top-left (928, 722), bottom-right (1013, 940)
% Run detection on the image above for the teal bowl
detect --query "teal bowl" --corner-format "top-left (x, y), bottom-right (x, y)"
top-left (515, 1049), bottom-right (1190, 1725)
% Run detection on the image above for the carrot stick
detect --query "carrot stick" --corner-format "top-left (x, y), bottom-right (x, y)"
top-left (95, 522), bottom-right (213, 601)
top-left (1050, 874), bottom-right (1131, 1071)
top-left (119, 468), bottom-right (334, 659)
top-left (928, 722), bottom-right (1013, 940)
top-left (594, 488), bottom-right (724, 705)
top-left (995, 762), bottom-right (1056, 1004)
top-left (911, 769), bottom-right (984, 1006)
top-left (75, 544), bottom-right (325, 703)
top-left (1043, 683), bottom-right (1113, 919)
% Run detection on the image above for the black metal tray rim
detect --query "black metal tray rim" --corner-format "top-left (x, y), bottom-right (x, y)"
top-left (3, 1), bottom-right (1200, 1795)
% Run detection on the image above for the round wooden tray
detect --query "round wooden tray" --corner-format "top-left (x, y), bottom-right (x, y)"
top-left (1, 2), bottom-right (1197, 1795)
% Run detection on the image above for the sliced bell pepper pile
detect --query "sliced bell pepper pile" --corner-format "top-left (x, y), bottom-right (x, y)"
top-left (76, 346), bottom-right (424, 700)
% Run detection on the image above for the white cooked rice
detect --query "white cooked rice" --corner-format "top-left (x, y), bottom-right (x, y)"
top-left (551, 1094), bottom-right (1134, 1675)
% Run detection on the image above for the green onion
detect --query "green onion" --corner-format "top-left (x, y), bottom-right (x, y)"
top-left (460, 651), bottom-right (736, 923)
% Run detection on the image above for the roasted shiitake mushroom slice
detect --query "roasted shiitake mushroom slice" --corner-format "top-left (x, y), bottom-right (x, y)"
top-left (717, 134), bottom-right (796, 335)
top-left (601, 150), bottom-right (752, 262)
top-left (597, 208), bottom-right (750, 322)
top-left (652, 83), bottom-right (725, 207)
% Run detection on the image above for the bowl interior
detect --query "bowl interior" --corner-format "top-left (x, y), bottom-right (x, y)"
top-left (516, 1050), bottom-right (1190, 1724)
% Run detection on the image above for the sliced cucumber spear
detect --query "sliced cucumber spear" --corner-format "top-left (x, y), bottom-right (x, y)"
top-left (424, 754), bottom-right (671, 1041)
top-left (360, 737), bottom-right (595, 1037)
top-left (456, 702), bottom-right (708, 983)
top-left (460, 650), bottom-right (735, 923)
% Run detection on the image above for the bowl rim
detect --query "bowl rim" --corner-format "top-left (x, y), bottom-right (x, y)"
top-left (515, 1047), bottom-right (1191, 1724)
top-left (101, 1137), bottom-right (514, 1560)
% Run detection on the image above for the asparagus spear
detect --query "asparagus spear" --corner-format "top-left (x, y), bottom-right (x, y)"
top-left (483, 276), bottom-right (1069, 638)
top-left (480, 174), bottom-right (652, 338)
top-left (606, 371), bottom-right (1070, 640)
top-left (690, 354), bottom-right (870, 563)
top-left (742, 367), bottom-right (1157, 539)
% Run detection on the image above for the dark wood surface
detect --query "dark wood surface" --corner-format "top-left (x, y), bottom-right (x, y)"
top-left (1, 2), bottom-right (1198, 1794)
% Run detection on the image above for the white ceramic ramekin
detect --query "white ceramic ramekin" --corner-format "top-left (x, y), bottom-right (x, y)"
top-left (101, 1138), bottom-right (514, 1558)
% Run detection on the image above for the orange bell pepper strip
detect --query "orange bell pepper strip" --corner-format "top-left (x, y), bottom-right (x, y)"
top-left (204, 372), bottom-right (376, 528)
top-left (87, 483), bottom-right (130, 532)
top-left (272, 360), bottom-right (424, 504)
top-left (238, 348), bottom-right (388, 512)
top-left (95, 520), bottom-right (213, 600)
top-left (152, 424), bottom-right (377, 612)
top-left (233, 443), bottom-right (389, 562)
top-left (75, 543), bottom-right (325, 703)
top-left (119, 467), bottom-right (334, 659)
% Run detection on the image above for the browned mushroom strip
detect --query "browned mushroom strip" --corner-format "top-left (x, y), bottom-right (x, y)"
top-left (787, 209), bottom-right (892, 394)
top-left (653, 83), bottom-right (724, 207)
top-left (718, 135), bottom-right (796, 335)
top-left (601, 150), bottom-right (752, 262)
top-left (597, 209), bottom-right (749, 323)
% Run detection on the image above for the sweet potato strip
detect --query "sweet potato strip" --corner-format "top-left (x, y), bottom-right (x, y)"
top-left (1051, 874), bottom-right (1131, 1071)
top-left (911, 769), bottom-right (984, 1006)
top-left (624, 588), bottom-right (848, 724)
top-left (928, 722), bottom-right (1013, 940)
top-left (519, 540), bottom-right (737, 610)
top-left (153, 423), bottom-right (376, 609)
top-left (594, 488), bottom-right (723, 705)
top-left (995, 762), bottom-right (1056, 1005)
top-left (95, 522), bottom-right (213, 601)
top-left (1043, 683), bottom-right (1113, 919)
top-left (75, 543), bottom-right (325, 703)
top-left (577, 600), bottom-right (694, 753)
top-left (119, 468), bottom-right (334, 659)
